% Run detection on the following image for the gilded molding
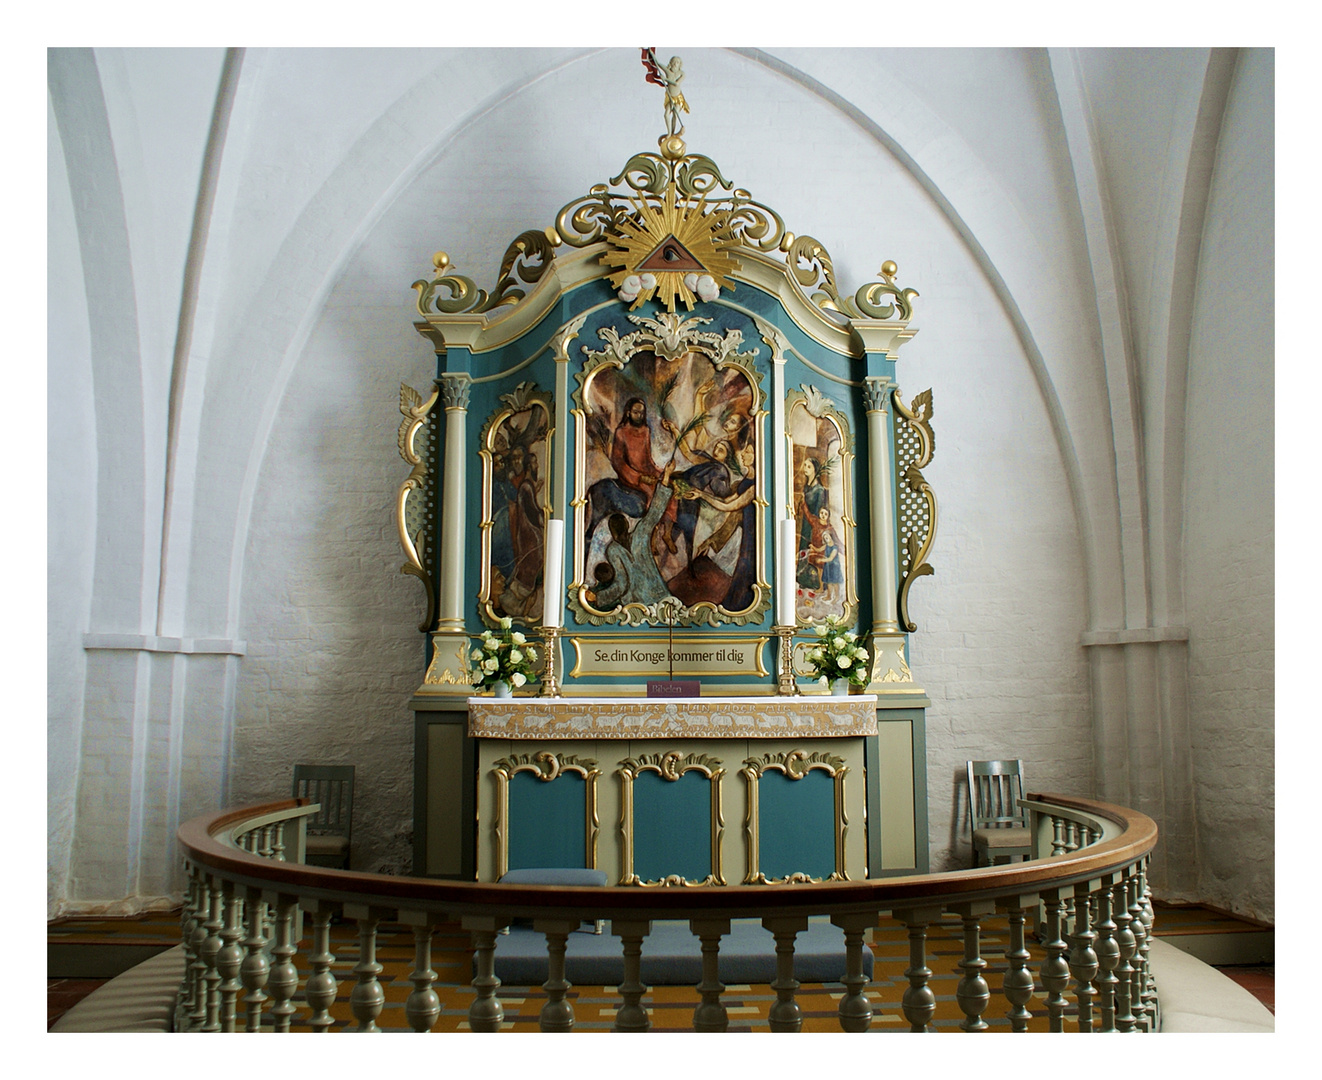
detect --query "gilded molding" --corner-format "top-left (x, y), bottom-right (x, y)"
top-left (617, 752), bottom-right (725, 886)
top-left (741, 750), bottom-right (850, 884)
top-left (491, 752), bottom-right (600, 880)
top-left (892, 387), bottom-right (937, 633)
top-left (397, 381), bottom-right (441, 632)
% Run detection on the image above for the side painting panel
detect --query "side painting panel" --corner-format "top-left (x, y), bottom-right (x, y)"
top-left (478, 384), bottom-right (554, 626)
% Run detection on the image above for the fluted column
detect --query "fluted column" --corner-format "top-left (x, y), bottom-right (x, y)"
top-left (425, 373), bottom-right (473, 689)
top-left (864, 377), bottom-right (899, 634)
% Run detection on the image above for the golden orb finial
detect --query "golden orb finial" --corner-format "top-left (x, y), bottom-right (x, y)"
top-left (659, 134), bottom-right (686, 160)
top-left (433, 251), bottom-right (451, 272)
top-left (880, 260), bottom-right (898, 278)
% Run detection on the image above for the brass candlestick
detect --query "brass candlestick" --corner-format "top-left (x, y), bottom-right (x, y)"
top-left (540, 626), bottom-right (562, 698)
top-left (773, 625), bottom-right (800, 696)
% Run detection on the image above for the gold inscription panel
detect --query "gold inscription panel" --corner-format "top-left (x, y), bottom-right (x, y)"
top-left (569, 635), bottom-right (770, 679)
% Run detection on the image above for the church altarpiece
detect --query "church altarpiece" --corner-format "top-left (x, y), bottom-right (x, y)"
top-left (398, 54), bottom-right (935, 885)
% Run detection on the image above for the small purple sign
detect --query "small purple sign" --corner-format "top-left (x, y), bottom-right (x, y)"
top-left (647, 680), bottom-right (701, 699)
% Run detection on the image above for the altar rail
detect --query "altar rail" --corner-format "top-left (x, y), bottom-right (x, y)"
top-left (174, 793), bottom-right (1158, 1033)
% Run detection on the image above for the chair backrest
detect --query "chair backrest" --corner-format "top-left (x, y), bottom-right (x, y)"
top-left (966, 759), bottom-right (1027, 832)
top-left (293, 764), bottom-right (354, 839)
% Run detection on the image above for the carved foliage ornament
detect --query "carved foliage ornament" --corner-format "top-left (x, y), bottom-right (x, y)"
top-left (397, 381), bottom-right (441, 632)
top-left (893, 387), bottom-right (937, 633)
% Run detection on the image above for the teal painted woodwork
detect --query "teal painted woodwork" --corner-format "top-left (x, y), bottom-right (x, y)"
top-left (757, 769), bottom-right (835, 881)
top-left (507, 771), bottom-right (587, 872)
top-left (633, 771), bottom-right (712, 883)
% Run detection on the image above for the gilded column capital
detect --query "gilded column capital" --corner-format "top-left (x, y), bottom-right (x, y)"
top-left (440, 373), bottom-right (472, 411)
top-left (863, 377), bottom-right (892, 413)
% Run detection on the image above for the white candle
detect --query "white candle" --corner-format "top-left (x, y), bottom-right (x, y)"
top-left (777, 519), bottom-right (797, 626)
top-left (542, 518), bottom-right (565, 628)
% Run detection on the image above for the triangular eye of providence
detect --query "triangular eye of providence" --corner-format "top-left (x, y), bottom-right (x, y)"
top-left (637, 235), bottom-right (708, 273)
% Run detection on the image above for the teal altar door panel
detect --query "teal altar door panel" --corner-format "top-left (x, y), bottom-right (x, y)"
top-left (506, 770), bottom-right (587, 873)
top-left (631, 770), bottom-right (713, 884)
top-left (754, 769), bottom-right (836, 882)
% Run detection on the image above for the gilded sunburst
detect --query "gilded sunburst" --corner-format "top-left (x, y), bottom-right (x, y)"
top-left (602, 182), bottom-right (740, 311)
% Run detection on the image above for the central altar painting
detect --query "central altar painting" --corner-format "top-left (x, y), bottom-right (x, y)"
top-left (572, 313), bottom-right (768, 628)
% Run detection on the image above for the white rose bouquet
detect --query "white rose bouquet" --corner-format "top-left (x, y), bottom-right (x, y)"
top-left (804, 616), bottom-right (870, 691)
top-left (469, 617), bottom-right (540, 692)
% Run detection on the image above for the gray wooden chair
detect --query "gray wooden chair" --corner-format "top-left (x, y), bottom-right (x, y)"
top-left (966, 759), bottom-right (1032, 867)
top-left (292, 764), bottom-right (354, 869)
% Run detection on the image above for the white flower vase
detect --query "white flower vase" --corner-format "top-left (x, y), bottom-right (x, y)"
top-left (492, 679), bottom-right (512, 699)
top-left (831, 677), bottom-right (850, 697)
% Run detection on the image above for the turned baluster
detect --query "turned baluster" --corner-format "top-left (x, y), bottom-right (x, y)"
top-left (258, 824), bottom-right (275, 861)
top-left (1069, 882), bottom-right (1100, 1031)
top-left (463, 915), bottom-right (509, 1032)
top-left (1139, 863), bottom-right (1158, 1027)
top-left (1127, 873), bottom-right (1149, 1031)
top-left (240, 885), bottom-right (270, 1031)
top-left (398, 911), bottom-right (441, 1033)
top-left (176, 870), bottom-right (201, 1029)
top-left (1039, 889), bottom-right (1071, 1032)
top-left (535, 918), bottom-right (580, 1032)
top-left (305, 903), bottom-right (339, 1032)
top-left (762, 915), bottom-right (808, 1032)
top-left (1094, 876), bottom-right (1119, 1032)
top-left (1051, 816), bottom-right (1067, 856)
top-left (831, 912), bottom-right (876, 1032)
top-left (186, 878), bottom-right (210, 1030)
top-left (216, 881), bottom-right (245, 1031)
top-left (272, 821), bottom-right (286, 862)
top-left (1064, 822), bottom-right (1081, 854)
top-left (344, 904), bottom-right (386, 1032)
top-left (952, 902), bottom-right (993, 1032)
top-left (200, 877), bottom-right (224, 1031)
top-left (611, 919), bottom-right (652, 1032)
top-left (265, 893), bottom-right (300, 1032)
top-left (1113, 876), bottom-right (1136, 1031)
top-left (894, 907), bottom-right (941, 1032)
top-left (690, 916), bottom-right (731, 1032)
top-left (1000, 895), bottom-right (1037, 1032)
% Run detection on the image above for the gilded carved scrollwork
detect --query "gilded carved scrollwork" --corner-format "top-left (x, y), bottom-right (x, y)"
top-left (397, 381), bottom-right (441, 632)
top-left (741, 750), bottom-right (850, 885)
top-left (415, 140), bottom-right (918, 322)
top-left (893, 387), bottom-right (937, 633)
top-left (617, 752), bottom-right (725, 887)
top-left (492, 752), bottom-right (600, 881)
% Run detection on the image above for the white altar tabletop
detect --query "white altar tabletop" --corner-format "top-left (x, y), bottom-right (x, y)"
top-left (466, 695), bottom-right (878, 740)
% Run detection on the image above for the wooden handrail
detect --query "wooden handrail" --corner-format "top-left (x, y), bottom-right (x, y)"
top-left (178, 791), bottom-right (1156, 918)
